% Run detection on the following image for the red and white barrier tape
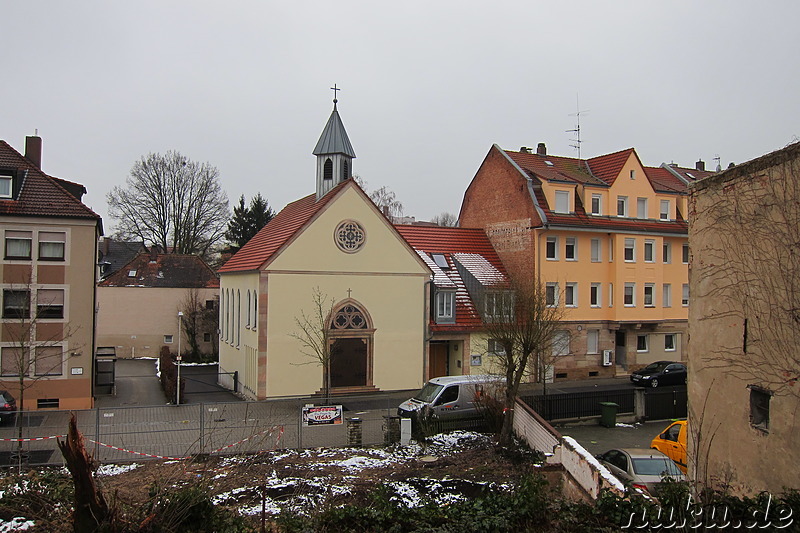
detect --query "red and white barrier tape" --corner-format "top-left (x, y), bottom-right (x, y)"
top-left (87, 440), bottom-right (184, 461)
top-left (0, 435), bottom-right (65, 442)
top-left (209, 426), bottom-right (284, 454)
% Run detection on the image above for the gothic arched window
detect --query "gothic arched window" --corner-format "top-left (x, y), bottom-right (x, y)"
top-left (331, 304), bottom-right (368, 330)
top-left (324, 158), bottom-right (333, 180)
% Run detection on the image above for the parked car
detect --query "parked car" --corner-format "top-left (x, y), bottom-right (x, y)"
top-left (630, 361), bottom-right (686, 388)
top-left (596, 448), bottom-right (685, 496)
top-left (0, 390), bottom-right (17, 424)
top-left (651, 420), bottom-right (687, 473)
top-left (398, 375), bottom-right (503, 419)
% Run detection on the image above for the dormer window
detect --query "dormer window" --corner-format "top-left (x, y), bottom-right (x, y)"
top-left (435, 290), bottom-right (455, 323)
top-left (555, 191), bottom-right (570, 214)
top-left (0, 176), bottom-right (12, 198)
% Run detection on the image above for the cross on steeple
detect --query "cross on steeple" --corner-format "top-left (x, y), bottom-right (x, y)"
top-left (331, 84), bottom-right (341, 106)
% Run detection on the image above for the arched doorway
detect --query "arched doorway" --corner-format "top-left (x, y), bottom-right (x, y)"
top-left (329, 301), bottom-right (375, 389)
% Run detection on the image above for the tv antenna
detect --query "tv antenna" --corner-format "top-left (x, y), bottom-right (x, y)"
top-left (713, 154), bottom-right (721, 172)
top-left (566, 94), bottom-right (589, 159)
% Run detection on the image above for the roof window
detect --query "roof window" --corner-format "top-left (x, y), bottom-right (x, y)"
top-left (128, 270), bottom-right (137, 277)
top-left (545, 161), bottom-right (554, 167)
top-left (431, 254), bottom-right (449, 270)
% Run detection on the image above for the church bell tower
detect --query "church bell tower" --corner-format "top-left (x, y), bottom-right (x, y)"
top-left (314, 85), bottom-right (356, 200)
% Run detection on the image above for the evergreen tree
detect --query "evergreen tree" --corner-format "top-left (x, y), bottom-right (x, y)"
top-left (225, 193), bottom-right (275, 248)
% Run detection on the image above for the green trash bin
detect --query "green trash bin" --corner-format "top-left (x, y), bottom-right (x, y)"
top-left (599, 402), bottom-right (619, 428)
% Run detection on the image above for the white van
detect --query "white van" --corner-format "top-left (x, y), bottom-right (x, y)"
top-left (397, 375), bottom-right (504, 419)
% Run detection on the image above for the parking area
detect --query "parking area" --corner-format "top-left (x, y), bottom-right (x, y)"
top-left (554, 419), bottom-right (675, 455)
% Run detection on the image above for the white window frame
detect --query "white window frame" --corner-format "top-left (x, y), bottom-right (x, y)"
top-left (624, 282), bottom-right (635, 307)
top-left (624, 238), bottom-right (636, 262)
top-left (591, 238), bottom-right (601, 263)
top-left (590, 283), bottom-right (601, 308)
top-left (565, 237), bottom-right (577, 261)
top-left (637, 334), bottom-right (649, 352)
top-left (608, 283), bottom-right (613, 308)
top-left (0, 176), bottom-right (12, 199)
top-left (546, 282), bottom-right (559, 307)
top-left (591, 194), bottom-right (602, 215)
top-left (663, 241), bottom-right (672, 264)
top-left (630, 169), bottom-right (636, 180)
top-left (555, 190), bottom-right (570, 214)
top-left (164, 335), bottom-right (173, 344)
top-left (587, 329), bottom-right (600, 354)
top-left (608, 237), bottom-right (614, 262)
top-left (644, 283), bottom-right (655, 307)
top-left (682, 243), bottom-right (690, 264)
top-left (682, 284), bottom-right (690, 306)
top-left (553, 330), bottom-right (570, 356)
top-left (565, 282), bottom-right (577, 307)
top-left (660, 200), bottom-right (670, 220)
top-left (644, 240), bottom-right (655, 263)
top-left (617, 196), bottom-right (628, 217)
top-left (664, 334), bottom-right (676, 352)
top-left (436, 290), bottom-right (455, 321)
top-left (637, 197), bottom-right (648, 219)
top-left (546, 236), bottom-right (559, 261)
top-left (663, 283), bottom-right (672, 308)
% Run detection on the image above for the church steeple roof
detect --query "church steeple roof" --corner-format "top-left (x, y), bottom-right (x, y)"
top-left (313, 101), bottom-right (356, 158)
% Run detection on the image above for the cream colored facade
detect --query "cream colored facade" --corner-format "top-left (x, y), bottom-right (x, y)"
top-left (96, 286), bottom-right (218, 359)
top-left (688, 142), bottom-right (800, 495)
top-left (219, 184), bottom-right (431, 399)
top-left (0, 217), bottom-right (99, 410)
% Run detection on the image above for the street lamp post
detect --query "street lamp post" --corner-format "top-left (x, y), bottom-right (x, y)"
top-left (177, 311), bottom-right (183, 406)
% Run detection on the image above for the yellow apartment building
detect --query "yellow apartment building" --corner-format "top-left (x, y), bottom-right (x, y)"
top-left (460, 143), bottom-right (714, 379)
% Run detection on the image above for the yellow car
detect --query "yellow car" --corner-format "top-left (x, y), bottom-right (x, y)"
top-left (650, 420), bottom-right (687, 473)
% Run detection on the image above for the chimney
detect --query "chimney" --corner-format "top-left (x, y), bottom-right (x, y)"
top-left (695, 159), bottom-right (705, 171)
top-left (519, 146), bottom-right (530, 154)
top-left (25, 135), bottom-right (42, 168)
top-left (537, 142), bottom-right (546, 156)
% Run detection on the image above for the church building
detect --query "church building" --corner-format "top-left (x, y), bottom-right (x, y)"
top-left (217, 98), bottom-right (434, 398)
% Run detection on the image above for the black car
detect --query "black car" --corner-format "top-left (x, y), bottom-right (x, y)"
top-left (0, 390), bottom-right (17, 424)
top-left (630, 361), bottom-right (686, 388)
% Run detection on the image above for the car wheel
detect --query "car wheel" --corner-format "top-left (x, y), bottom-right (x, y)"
top-left (651, 379), bottom-right (659, 388)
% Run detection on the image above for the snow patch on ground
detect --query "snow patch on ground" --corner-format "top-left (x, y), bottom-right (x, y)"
top-left (96, 463), bottom-right (141, 477)
top-left (615, 422), bottom-right (637, 428)
top-left (0, 518), bottom-right (35, 532)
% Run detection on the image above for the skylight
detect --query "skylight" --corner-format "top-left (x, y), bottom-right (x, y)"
top-left (545, 161), bottom-right (554, 166)
top-left (128, 270), bottom-right (137, 277)
top-left (431, 254), bottom-right (449, 270)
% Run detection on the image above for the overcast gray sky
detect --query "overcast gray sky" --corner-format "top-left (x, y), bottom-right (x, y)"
top-left (4, 2), bottom-right (799, 231)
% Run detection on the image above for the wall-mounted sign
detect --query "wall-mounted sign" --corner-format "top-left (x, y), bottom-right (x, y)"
top-left (302, 405), bottom-right (343, 426)
top-left (471, 354), bottom-right (482, 366)
top-left (71, 367), bottom-right (83, 375)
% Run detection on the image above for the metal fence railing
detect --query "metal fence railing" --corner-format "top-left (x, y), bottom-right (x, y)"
top-left (0, 398), bottom-right (404, 468)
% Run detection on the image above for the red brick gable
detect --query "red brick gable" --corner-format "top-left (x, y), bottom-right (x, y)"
top-left (218, 180), bottom-right (350, 273)
top-left (0, 140), bottom-right (100, 221)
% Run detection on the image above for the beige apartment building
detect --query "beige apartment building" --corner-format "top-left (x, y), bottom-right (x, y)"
top-left (459, 143), bottom-right (714, 379)
top-left (0, 136), bottom-right (102, 410)
top-left (688, 141), bottom-right (800, 495)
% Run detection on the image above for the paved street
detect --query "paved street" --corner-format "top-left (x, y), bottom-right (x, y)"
top-left (554, 419), bottom-right (674, 455)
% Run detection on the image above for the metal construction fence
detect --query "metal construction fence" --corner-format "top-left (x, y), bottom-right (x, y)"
top-left (521, 385), bottom-right (687, 422)
top-left (0, 400), bottom-right (402, 468)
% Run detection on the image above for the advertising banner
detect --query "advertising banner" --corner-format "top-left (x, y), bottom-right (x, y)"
top-left (302, 405), bottom-right (344, 426)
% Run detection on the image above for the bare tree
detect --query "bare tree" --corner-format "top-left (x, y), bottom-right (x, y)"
top-left (353, 176), bottom-right (404, 218)
top-left (431, 212), bottom-right (458, 227)
top-left (691, 146), bottom-right (800, 399)
top-left (107, 151), bottom-right (230, 258)
top-left (289, 287), bottom-right (336, 403)
top-left (0, 268), bottom-right (83, 469)
top-left (481, 280), bottom-right (565, 447)
top-left (180, 289), bottom-right (219, 361)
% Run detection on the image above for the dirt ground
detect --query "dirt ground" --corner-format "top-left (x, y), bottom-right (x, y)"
top-left (94, 431), bottom-right (556, 519)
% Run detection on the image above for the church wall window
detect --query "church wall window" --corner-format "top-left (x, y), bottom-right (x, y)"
top-left (324, 158), bottom-right (333, 180)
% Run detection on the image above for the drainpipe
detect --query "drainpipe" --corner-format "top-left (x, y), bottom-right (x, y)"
top-left (423, 278), bottom-right (433, 383)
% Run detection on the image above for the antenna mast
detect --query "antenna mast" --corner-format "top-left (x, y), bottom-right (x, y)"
top-left (567, 94), bottom-right (589, 159)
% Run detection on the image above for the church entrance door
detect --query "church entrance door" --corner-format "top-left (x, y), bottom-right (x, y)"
top-left (330, 337), bottom-right (368, 387)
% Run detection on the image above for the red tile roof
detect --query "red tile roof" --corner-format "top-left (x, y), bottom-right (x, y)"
top-left (505, 150), bottom-right (605, 186)
top-left (0, 140), bottom-right (101, 221)
top-left (395, 226), bottom-right (510, 331)
top-left (99, 253), bottom-right (219, 288)
top-left (586, 148), bottom-right (636, 185)
top-left (218, 180), bottom-right (350, 273)
top-left (644, 166), bottom-right (688, 193)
